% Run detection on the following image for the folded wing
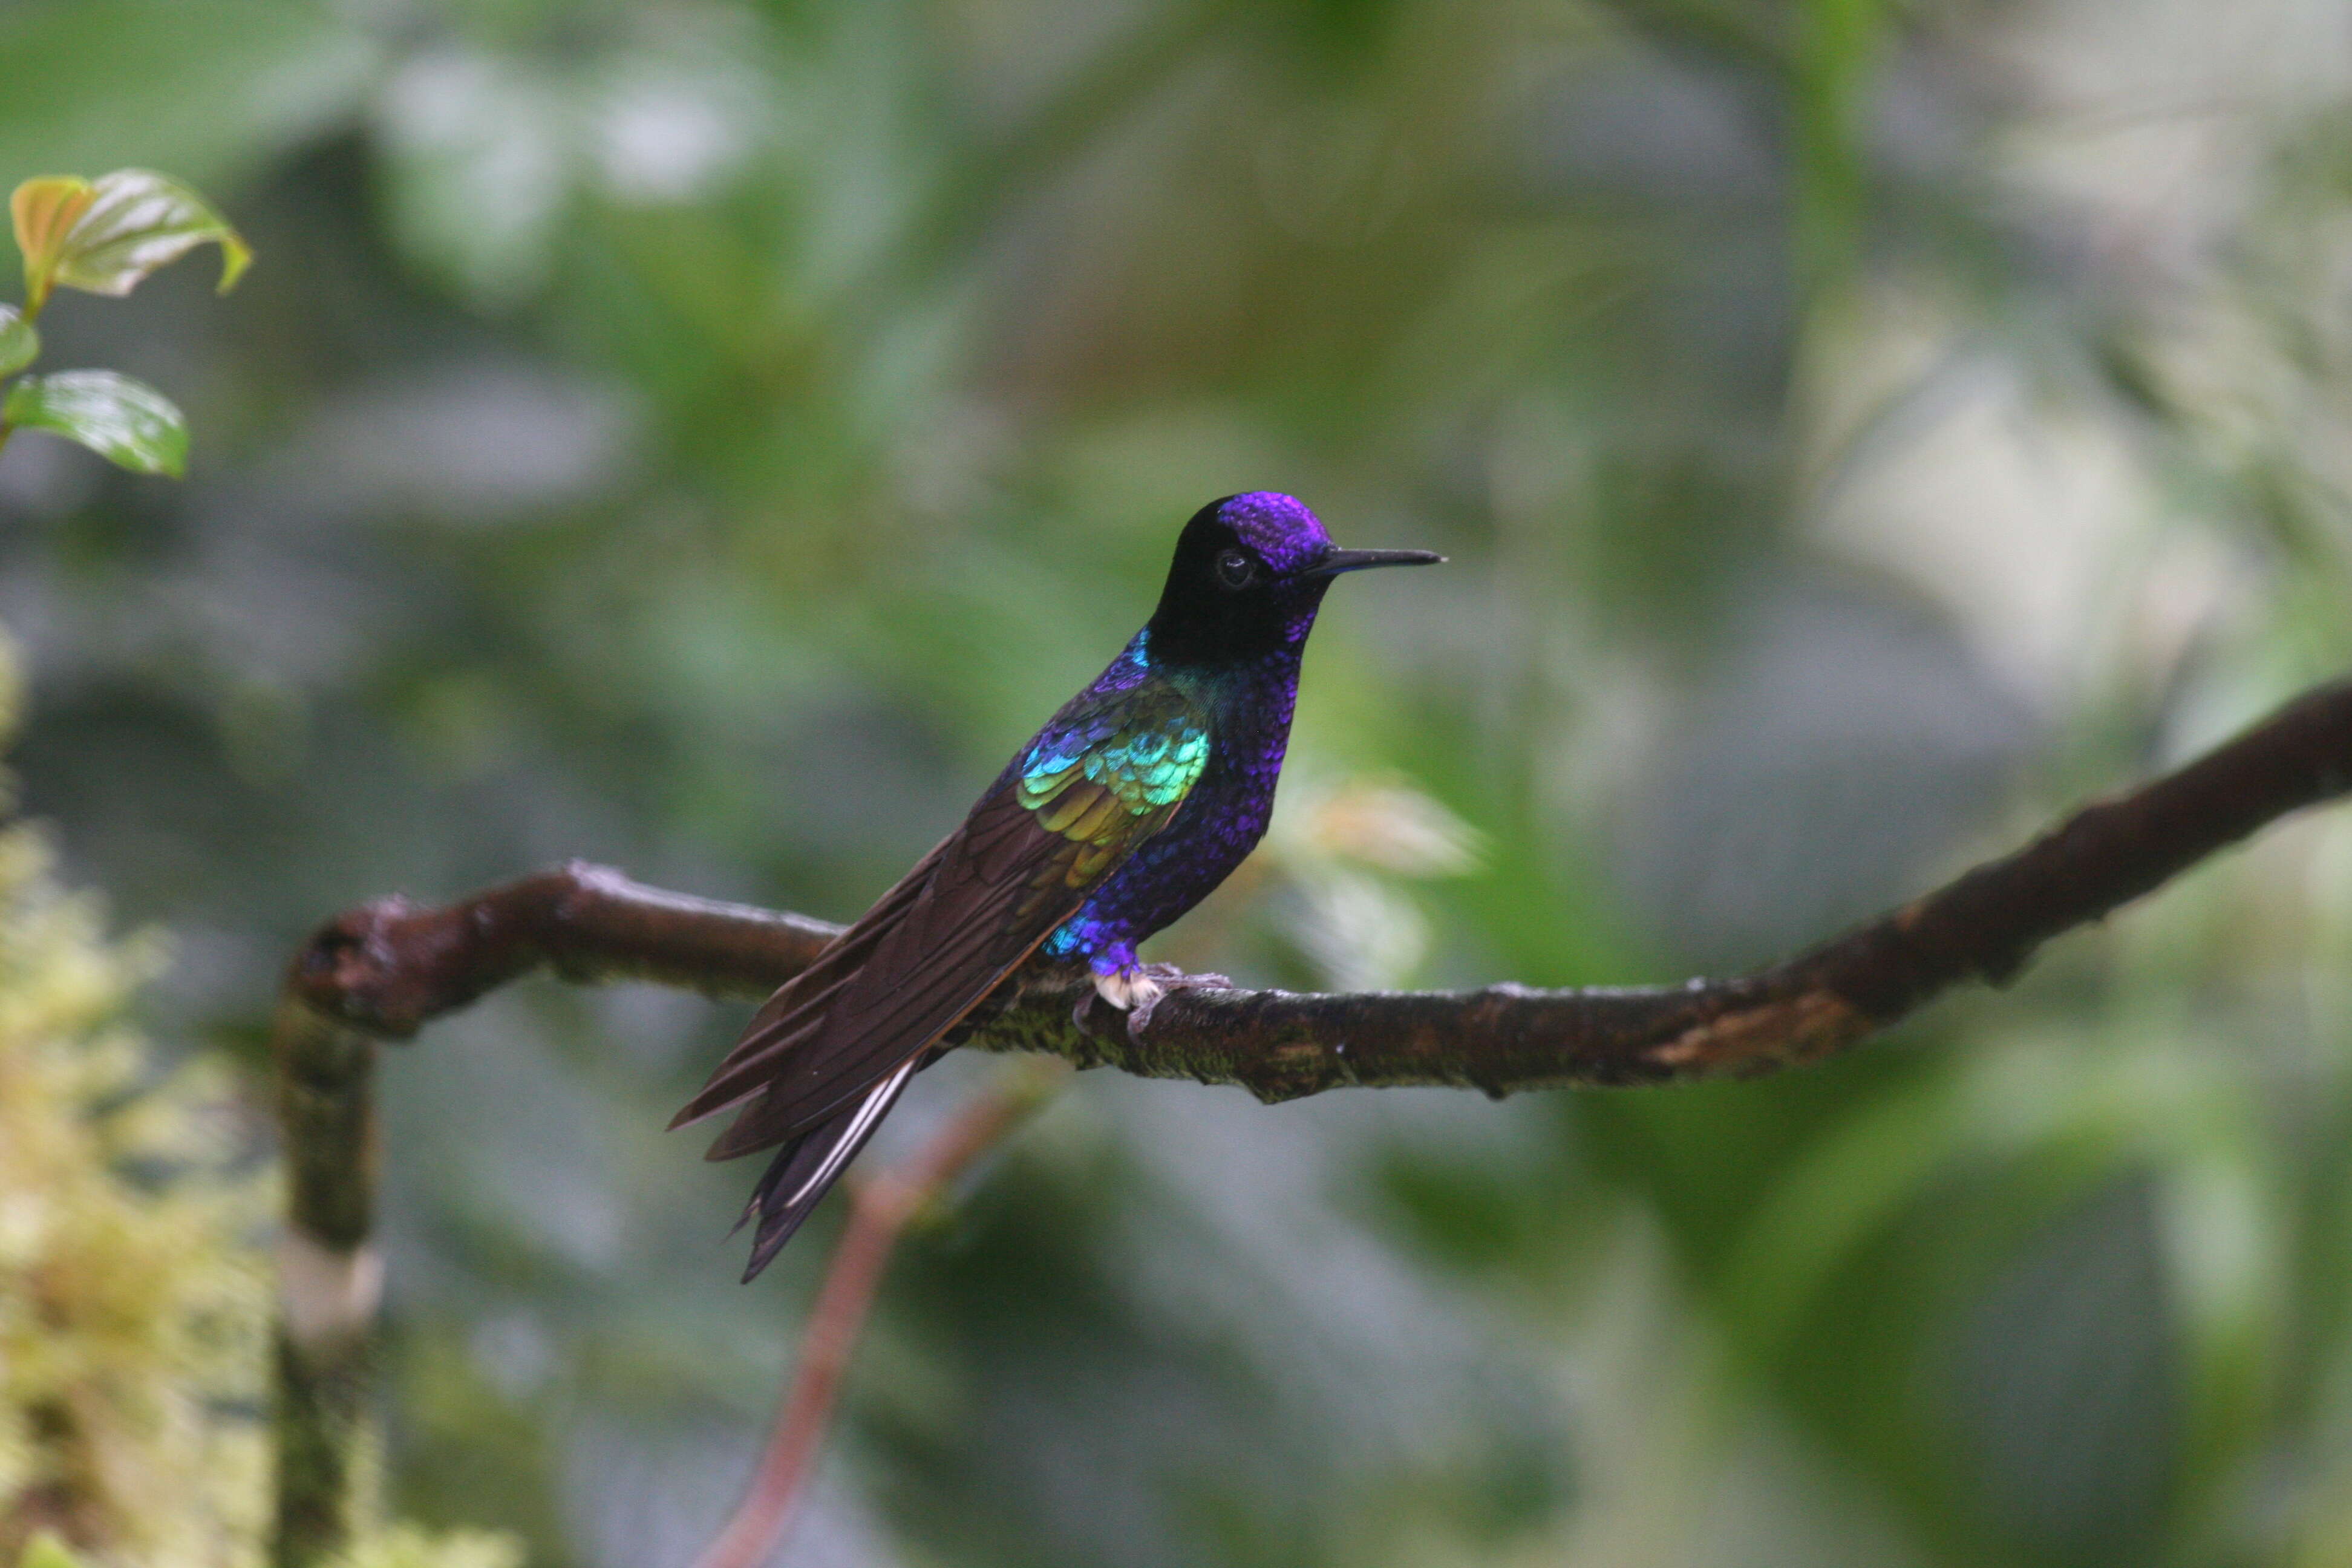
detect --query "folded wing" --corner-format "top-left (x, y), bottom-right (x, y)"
top-left (671, 681), bottom-right (1210, 1275)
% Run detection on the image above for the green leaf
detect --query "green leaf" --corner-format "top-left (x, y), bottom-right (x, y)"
top-left (1792, 0), bottom-right (1890, 285)
top-left (10, 175), bottom-right (94, 309)
top-left (42, 169), bottom-right (252, 301)
top-left (4, 369), bottom-right (188, 476)
top-left (18, 1530), bottom-right (90, 1568)
top-left (0, 305), bottom-right (36, 376)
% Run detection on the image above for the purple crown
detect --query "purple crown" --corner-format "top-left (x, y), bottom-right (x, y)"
top-left (1217, 492), bottom-right (1331, 573)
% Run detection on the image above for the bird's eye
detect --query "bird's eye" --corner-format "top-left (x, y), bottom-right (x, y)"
top-left (1215, 549), bottom-right (1257, 589)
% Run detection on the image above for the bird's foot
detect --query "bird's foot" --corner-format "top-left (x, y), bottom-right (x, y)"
top-left (1086, 961), bottom-right (1233, 1037)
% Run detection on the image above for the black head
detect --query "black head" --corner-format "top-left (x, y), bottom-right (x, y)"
top-left (1145, 492), bottom-right (1440, 667)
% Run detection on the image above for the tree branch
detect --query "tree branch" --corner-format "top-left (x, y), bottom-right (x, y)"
top-left (269, 675), bottom-right (2352, 1563)
top-left (289, 678), bottom-right (2352, 1094)
top-left (691, 1063), bottom-right (1068, 1568)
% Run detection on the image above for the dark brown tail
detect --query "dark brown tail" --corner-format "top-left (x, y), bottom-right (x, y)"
top-left (735, 1056), bottom-right (919, 1281)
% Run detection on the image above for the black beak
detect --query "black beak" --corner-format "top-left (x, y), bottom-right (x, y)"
top-left (1310, 547), bottom-right (1445, 577)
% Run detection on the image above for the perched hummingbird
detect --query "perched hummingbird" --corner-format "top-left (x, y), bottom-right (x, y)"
top-left (672, 492), bottom-right (1440, 1279)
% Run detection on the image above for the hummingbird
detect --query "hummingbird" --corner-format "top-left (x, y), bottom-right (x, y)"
top-left (671, 492), bottom-right (1440, 1279)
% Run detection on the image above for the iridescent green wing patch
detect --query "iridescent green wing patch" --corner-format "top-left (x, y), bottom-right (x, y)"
top-left (688, 682), bottom-right (1212, 1157)
top-left (1016, 690), bottom-right (1209, 883)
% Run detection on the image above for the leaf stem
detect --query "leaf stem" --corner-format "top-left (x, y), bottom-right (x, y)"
top-left (0, 287), bottom-right (47, 465)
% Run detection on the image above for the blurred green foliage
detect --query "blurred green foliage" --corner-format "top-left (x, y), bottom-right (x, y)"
top-left (0, 630), bottom-right (266, 1566)
top-left (0, 616), bottom-right (519, 1567)
top-left (1, 0), bottom-right (2351, 1564)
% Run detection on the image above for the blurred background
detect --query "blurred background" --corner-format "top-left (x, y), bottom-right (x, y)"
top-left (4, 0), bottom-right (2352, 1563)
